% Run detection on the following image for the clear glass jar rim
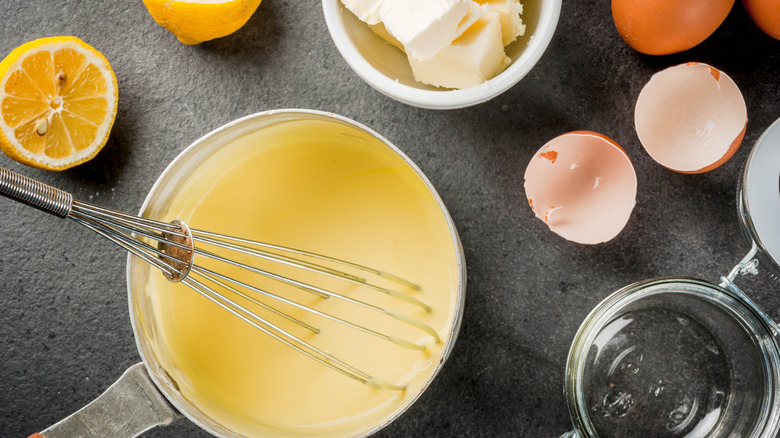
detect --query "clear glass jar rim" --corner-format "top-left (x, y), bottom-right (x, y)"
top-left (564, 276), bottom-right (780, 438)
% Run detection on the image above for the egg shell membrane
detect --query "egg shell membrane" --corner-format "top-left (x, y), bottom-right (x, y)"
top-left (635, 62), bottom-right (747, 174)
top-left (524, 131), bottom-right (638, 245)
top-left (611, 0), bottom-right (734, 55)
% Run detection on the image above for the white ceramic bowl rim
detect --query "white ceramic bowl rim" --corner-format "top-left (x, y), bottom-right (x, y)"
top-left (322, 0), bottom-right (562, 110)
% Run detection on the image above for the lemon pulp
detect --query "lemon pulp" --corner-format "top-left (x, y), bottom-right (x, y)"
top-left (138, 118), bottom-right (459, 437)
top-left (0, 37), bottom-right (117, 170)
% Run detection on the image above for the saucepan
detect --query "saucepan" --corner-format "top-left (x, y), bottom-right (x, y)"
top-left (25, 109), bottom-right (466, 438)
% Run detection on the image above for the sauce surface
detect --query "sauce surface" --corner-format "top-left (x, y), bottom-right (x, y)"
top-left (139, 118), bottom-right (460, 437)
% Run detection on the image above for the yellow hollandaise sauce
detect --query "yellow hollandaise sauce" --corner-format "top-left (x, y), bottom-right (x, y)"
top-left (136, 117), bottom-right (460, 437)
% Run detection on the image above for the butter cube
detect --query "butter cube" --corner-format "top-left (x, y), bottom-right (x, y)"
top-left (380, 0), bottom-right (484, 61)
top-left (369, 22), bottom-right (405, 51)
top-left (342, 0), bottom-right (384, 24)
top-left (478, 0), bottom-right (525, 45)
top-left (409, 11), bottom-right (510, 89)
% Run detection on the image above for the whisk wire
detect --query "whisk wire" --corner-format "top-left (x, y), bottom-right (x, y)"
top-left (182, 275), bottom-right (406, 391)
top-left (193, 265), bottom-right (427, 351)
top-left (73, 211), bottom-right (187, 253)
top-left (72, 202), bottom-right (190, 251)
top-left (193, 229), bottom-right (421, 291)
top-left (196, 233), bottom-right (432, 311)
top-left (191, 266), bottom-right (321, 334)
top-left (195, 233), bottom-right (365, 283)
top-left (194, 245), bottom-right (438, 343)
top-left (70, 214), bottom-right (182, 277)
top-left (73, 201), bottom-right (186, 237)
top-left (195, 246), bottom-right (330, 299)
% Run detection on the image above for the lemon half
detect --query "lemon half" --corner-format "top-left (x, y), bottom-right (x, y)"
top-left (0, 37), bottom-right (118, 171)
top-left (143, 0), bottom-right (263, 45)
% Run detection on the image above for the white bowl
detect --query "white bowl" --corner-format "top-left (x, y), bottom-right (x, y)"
top-left (322, 0), bottom-right (562, 110)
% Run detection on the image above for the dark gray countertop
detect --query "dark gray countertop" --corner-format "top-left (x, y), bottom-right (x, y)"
top-left (1, 1), bottom-right (779, 437)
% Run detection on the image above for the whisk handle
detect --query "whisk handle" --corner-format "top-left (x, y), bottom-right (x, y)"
top-left (0, 167), bottom-right (73, 218)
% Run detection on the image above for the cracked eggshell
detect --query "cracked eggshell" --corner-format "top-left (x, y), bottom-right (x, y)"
top-left (524, 131), bottom-right (638, 245)
top-left (635, 63), bottom-right (747, 174)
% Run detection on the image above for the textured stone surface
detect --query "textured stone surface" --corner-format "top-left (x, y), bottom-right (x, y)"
top-left (1, 0), bottom-right (779, 437)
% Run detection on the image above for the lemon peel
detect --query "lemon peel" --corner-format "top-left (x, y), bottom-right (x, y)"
top-left (143, 0), bottom-right (263, 45)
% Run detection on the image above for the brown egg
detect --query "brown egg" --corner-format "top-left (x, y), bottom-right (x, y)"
top-left (612, 0), bottom-right (735, 55)
top-left (743, 0), bottom-right (780, 40)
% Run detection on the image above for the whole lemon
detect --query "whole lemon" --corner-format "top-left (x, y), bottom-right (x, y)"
top-left (143, 0), bottom-right (263, 45)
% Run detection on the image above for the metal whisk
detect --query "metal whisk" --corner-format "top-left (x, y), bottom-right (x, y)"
top-left (0, 166), bottom-right (439, 391)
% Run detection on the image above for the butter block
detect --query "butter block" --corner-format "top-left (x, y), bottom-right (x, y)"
top-left (342, 0), bottom-right (384, 24)
top-left (380, 0), bottom-right (484, 61)
top-left (478, 0), bottom-right (525, 45)
top-left (369, 22), bottom-right (405, 51)
top-left (409, 11), bottom-right (510, 89)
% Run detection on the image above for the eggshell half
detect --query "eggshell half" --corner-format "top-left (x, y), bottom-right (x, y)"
top-left (743, 0), bottom-right (780, 40)
top-left (612, 0), bottom-right (735, 55)
top-left (524, 131), bottom-right (638, 245)
top-left (635, 63), bottom-right (747, 173)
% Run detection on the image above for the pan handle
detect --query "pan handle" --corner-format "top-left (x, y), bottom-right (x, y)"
top-left (28, 363), bottom-right (182, 438)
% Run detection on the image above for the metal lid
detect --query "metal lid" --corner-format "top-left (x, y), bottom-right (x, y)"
top-left (739, 117), bottom-right (780, 279)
